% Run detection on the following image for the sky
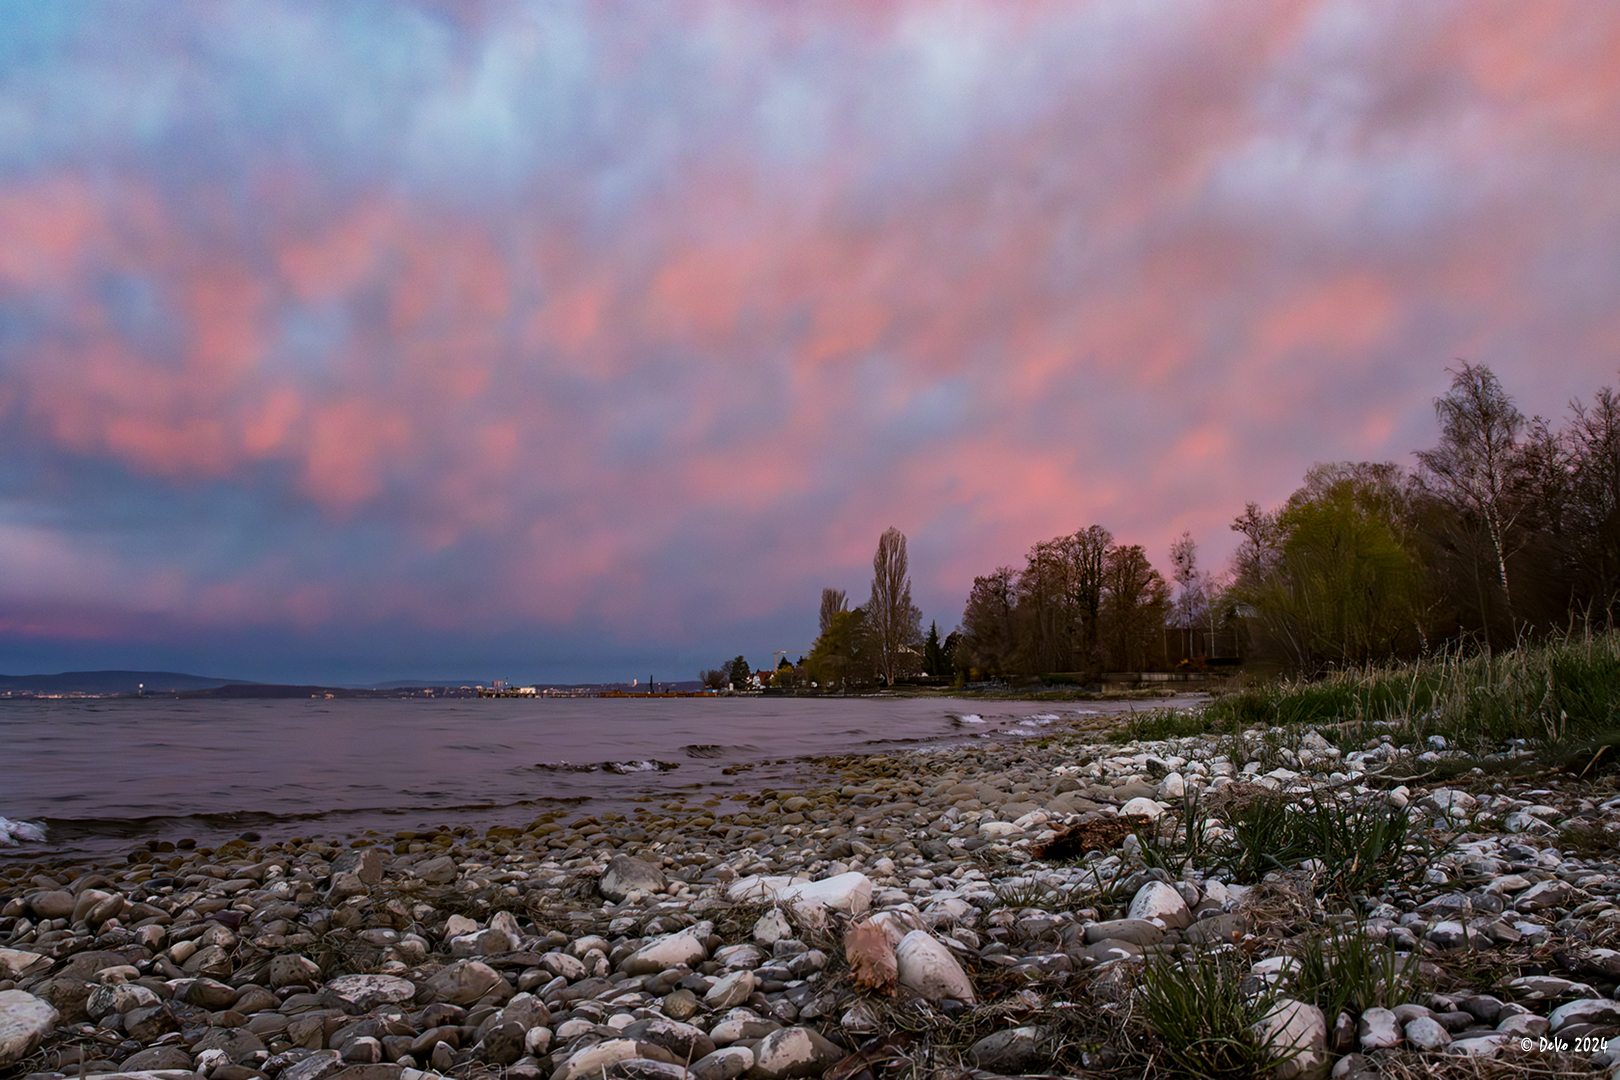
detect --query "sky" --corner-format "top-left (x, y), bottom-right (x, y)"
top-left (3, 1), bottom-right (1620, 684)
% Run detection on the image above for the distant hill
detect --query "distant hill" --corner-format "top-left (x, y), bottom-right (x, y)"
top-left (0, 670), bottom-right (251, 696)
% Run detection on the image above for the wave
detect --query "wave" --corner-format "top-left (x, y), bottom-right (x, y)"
top-left (0, 816), bottom-right (47, 845)
top-left (681, 743), bottom-right (759, 759)
top-left (947, 713), bottom-right (986, 725)
top-left (531, 759), bottom-right (681, 774)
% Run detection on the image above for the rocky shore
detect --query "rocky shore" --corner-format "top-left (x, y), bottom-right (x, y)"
top-left (4, 710), bottom-right (1620, 1080)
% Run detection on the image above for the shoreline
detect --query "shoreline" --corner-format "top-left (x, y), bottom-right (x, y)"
top-left (3, 709), bottom-right (1618, 1079)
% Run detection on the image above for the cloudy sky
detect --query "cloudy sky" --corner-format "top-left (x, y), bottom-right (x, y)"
top-left (3, 0), bottom-right (1619, 683)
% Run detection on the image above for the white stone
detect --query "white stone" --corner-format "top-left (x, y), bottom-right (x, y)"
top-left (539, 952), bottom-right (586, 981)
top-left (1357, 1007), bottom-right (1400, 1051)
top-left (1158, 773), bottom-right (1185, 799)
top-left (752, 910), bottom-right (793, 946)
top-left (773, 873), bottom-right (874, 926)
top-left (621, 924), bottom-right (713, 976)
top-left (1120, 797), bottom-right (1163, 819)
top-left (978, 821), bottom-right (1023, 840)
top-left (1128, 881), bottom-right (1191, 930)
top-left (1448, 1034), bottom-right (1510, 1058)
top-left (0, 990), bottom-right (58, 1067)
top-left (894, 930), bottom-right (975, 1003)
top-left (1252, 998), bottom-right (1328, 1080)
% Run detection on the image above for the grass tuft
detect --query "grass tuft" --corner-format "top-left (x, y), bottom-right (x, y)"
top-left (1136, 946), bottom-right (1298, 1080)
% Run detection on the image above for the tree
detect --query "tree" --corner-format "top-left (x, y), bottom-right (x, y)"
top-left (726, 655), bottom-right (752, 690)
top-left (1567, 387), bottom-right (1620, 623)
top-left (1013, 525), bottom-right (1112, 674)
top-left (1168, 531), bottom-right (1208, 660)
top-left (1414, 363), bottom-right (1527, 648)
top-left (923, 620), bottom-right (954, 679)
top-left (1100, 544), bottom-right (1170, 671)
top-left (699, 669), bottom-right (727, 691)
top-left (867, 527), bottom-right (924, 685)
top-left (806, 607), bottom-right (870, 690)
top-left (1231, 463), bottom-right (1425, 670)
top-left (957, 567), bottom-right (1017, 677)
top-left (819, 588), bottom-right (848, 636)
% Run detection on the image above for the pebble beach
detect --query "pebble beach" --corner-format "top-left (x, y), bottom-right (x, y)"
top-left (4, 707), bottom-right (1620, 1080)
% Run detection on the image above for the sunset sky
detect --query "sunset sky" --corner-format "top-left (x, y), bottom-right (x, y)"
top-left (4, 1), bottom-right (1620, 684)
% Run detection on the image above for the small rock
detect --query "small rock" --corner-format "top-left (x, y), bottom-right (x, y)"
top-left (1128, 881), bottom-right (1191, 930)
top-left (704, 971), bottom-right (756, 1010)
top-left (621, 927), bottom-right (711, 976)
top-left (600, 856), bottom-right (668, 903)
top-left (414, 855), bottom-right (458, 884)
top-left (1550, 998), bottom-right (1620, 1033)
top-left (330, 847), bottom-right (387, 886)
top-left (322, 974), bottom-right (416, 1014)
top-left (969, 1026), bottom-right (1049, 1073)
top-left (1404, 1017), bottom-right (1451, 1051)
top-left (690, 1047), bottom-right (754, 1080)
top-left (419, 961), bottom-right (503, 1006)
top-left (1358, 1007), bottom-right (1400, 1050)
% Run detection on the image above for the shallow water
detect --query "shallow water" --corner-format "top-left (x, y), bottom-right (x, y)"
top-left (0, 694), bottom-right (1195, 859)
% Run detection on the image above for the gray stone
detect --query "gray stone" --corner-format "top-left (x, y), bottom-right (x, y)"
top-left (280, 1051), bottom-right (344, 1080)
top-left (1082, 919), bottom-right (1163, 946)
top-left (1182, 912), bottom-right (1247, 946)
top-left (25, 890), bottom-right (75, 920)
top-left (270, 954), bottom-right (323, 990)
top-left (1509, 975), bottom-right (1599, 1000)
top-left (600, 856), bottom-right (668, 903)
top-left (414, 856), bottom-right (458, 884)
top-left (476, 1021), bottom-right (527, 1066)
top-left (86, 982), bottom-right (159, 1022)
top-left (419, 961), bottom-right (503, 1006)
top-left (1403, 1017), bottom-right (1450, 1051)
top-left (1078, 939), bottom-right (1142, 966)
top-left (690, 1049), bottom-right (754, 1080)
top-left (330, 848), bottom-right (387, 886)
top-left (118, 1047), bottom-right (195, 1073)
top-left (605, 1060), bottom-right (691, 1080)
top-left (968, 1026), bottom-right (1049, 1073)
top-left (0, 949), bottom-right (49, 980)
top-left (191, 1026), bottom-right (266, 1064)
top-left (0, 990), bottom-right (58, 1067)
top-left (704, 971), bottom-right (755, 1010)
top-left (746, 1027), bottom-right (843, 1080)
top-left (1448, 1034), bottom-right (1511, 1058)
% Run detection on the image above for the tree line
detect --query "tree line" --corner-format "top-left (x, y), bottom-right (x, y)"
top-left (710, 362), bottom-right (1620, 690)
top-left (956, 362), bottom-right (1620, 679)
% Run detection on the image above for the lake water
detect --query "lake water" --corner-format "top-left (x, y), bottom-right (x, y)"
top-left (0, 694), bottom-right (1190, 860)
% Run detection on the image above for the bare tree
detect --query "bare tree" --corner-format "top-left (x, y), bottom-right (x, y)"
top-left (958, 567), bottom-right (1017, 677)
top-left (1168, 531), bottom-right (1205, 659)
top-left (867, 526), bottom-right (924, 685)
top-left (819, 588), bottom-right (848, 636)
top-left (1415, 363), bottom-right (1527, 648)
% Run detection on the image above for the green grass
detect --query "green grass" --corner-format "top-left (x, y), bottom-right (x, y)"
top-left (1118, 632), bottom-right (1620, 772)
top-left (1288, 921), bottom-right (1427, 1018)
top-left (1219, 788), bottom-right (1423, 897)
top-left (1136, 947), bottom-right (1298, 1080)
